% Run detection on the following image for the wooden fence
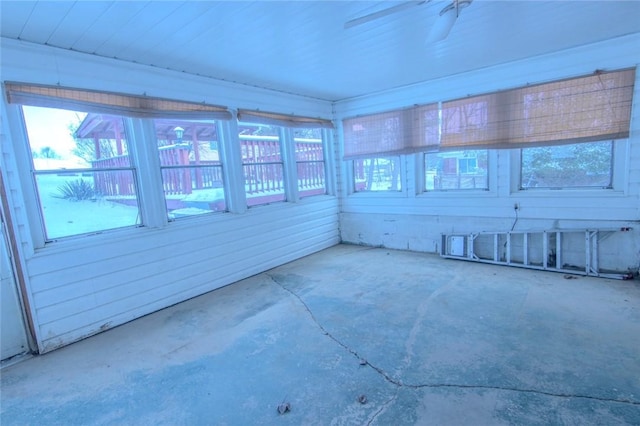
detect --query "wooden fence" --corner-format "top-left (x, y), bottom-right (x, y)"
top-left (91, 139), bottom-right (325, 199)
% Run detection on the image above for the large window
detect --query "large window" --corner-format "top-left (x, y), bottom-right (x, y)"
top-left (294, 128), bottom-right (326, 198)
top-left (21, 106), bottom-right (140, 240)
top-left (153, 119), bottom-right (227, 219)
top-left (342, 69), bottom-right (633, 196)
top-left (521, 141), bottom-right (613, 189)
top-left (236, 110), bottom-right (332, 203)
top-left (239, 123), bottom-right (286, 207)
top-left (7, 83), bottom-right (232, 242)
top-left (353, 156), bottom-right (401, 192)
top-left (425, 150), bottom-right (488, 191)
top-left (9, 84), bottom-right (334, 244)
top-left (343, 107), bottom-right (425, 193)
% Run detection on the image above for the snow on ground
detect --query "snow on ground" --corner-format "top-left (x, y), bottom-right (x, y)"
top-left (181, 188), bottom-right (225, 202)
top-left (37, 174), bottom-right (140, 240)
top-left (37, 173), bottom-right (323, 239)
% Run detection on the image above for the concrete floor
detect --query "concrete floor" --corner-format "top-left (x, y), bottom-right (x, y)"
top-left (1, 244), bottom-right (639, 425)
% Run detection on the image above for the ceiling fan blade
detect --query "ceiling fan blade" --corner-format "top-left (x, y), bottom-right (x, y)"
top-left (425, 6), bottom-right (458, 43)
top-left (425, 0), bottom-right (472, 43)
top-left (344, 1), bottom-right (427, 29)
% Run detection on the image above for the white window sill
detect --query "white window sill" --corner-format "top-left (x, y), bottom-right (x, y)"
top-left (34, 195), bottom-right (339, 255)
top-left (417, 189), bottom-right (496, 199)
top-left (513, 188), bottom-right (627, 198)
top-left (348, 190), bottom-right (407, 198)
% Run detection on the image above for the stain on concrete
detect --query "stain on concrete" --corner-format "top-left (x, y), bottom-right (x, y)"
top-left (1, 245), bottom-right (639, 424)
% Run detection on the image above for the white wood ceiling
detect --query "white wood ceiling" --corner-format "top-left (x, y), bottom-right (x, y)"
top-left (2, 1), bottom-right (639, 101)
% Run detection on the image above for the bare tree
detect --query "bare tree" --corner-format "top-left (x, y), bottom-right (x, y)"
top-left (32, 146), bottom-right (60, 159)
top-left (67, 116), bottom-right (118, 163)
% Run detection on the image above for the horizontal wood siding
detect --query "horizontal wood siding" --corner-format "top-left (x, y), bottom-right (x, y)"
top-left (340, 192), bottom-right (638, 220)
top-left (0, 39), bottom-right (338, 353)
top-left (1, 38), bottom-right (332, 117)
top-left (26, 198), bottom-right (338, 352)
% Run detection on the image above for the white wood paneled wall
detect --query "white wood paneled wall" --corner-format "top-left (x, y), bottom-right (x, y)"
top-left (0, 38), bottom-right (339, 353)
top-left (30, 200), bottom-right (338, 352)
top-left (2, 33), bottom-right (639, 352)
top-left (334, 34), bottom-right (640, 273)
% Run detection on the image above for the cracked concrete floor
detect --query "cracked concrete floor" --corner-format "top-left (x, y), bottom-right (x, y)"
top-left (1, 244), bottom-right (640, 425)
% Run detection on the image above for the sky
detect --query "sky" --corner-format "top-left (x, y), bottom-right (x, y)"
top-left (21, 106), bottom-right (89, 170)
top-left (22, 105), bottom-right (86, 157)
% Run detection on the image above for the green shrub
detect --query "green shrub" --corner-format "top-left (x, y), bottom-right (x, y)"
top-left (54, 178), bottom-right (96, 201)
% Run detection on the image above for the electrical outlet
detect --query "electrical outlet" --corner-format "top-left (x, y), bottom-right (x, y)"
top-left (514, 203), bottom-right (519, 210)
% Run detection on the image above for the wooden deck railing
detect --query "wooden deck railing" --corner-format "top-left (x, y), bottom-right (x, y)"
top-left (91, 156), bottom-right (135, 196)
top-left (242, 138), bottom-right (283, 194)
top-left (91, 139), bottom-right (325, 199)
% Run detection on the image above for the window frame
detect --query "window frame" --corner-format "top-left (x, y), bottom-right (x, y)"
top-left (151, 118), bottom-right (228, 220)
top-left (20, 106), bottom-right (143, 242)
top-left (4, 85), bottom-right (237, 246)
top-left (4, 85), bottom-right (336, 249)
top-left (350, 155), bottom-right (404, 194)
top-left (510, 139), bottom-right (629, 195)
top-left (291, 127), bottom-right (329, 200)
top-left (422, 149), bottom-right (490, 193)
top-left (416, 149), bottom-right (498, 196)
top-left (238, 122), bottom-right (288, 208)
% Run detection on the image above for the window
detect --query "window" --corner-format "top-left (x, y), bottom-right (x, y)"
top-left (425, 150), bottom-right (488, 191)
top-left (521, 141), bottom-right (613, 189)
top-left (6, 82), bottom-right (233, 241)
top-left (341, 70), bottom-right (633, 197)
top-left (152, 119), bottom-right (227, 219)
top-left (294, 128), bottom-right (326, 198)
top-left (435, 69), bottom-right (634, 151)
top-left (353, 156), bottom-right (401, 192)
top-left (236, 109), bottom-right (332, 203)
top-left (239, 123), bottom-right (286, 207)
top-left (342, 104), bottom-right (438, 159)
top-left (21, 106), bottom-right (140, 240)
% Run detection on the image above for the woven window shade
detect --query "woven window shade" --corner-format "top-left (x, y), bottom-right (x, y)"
top-left (439, 68), bottom-right (635, 150)
top-left (343, 103), bottom-right (438, 159)
top-left (237, 109), bottom-right (333, 129)
top-left (440, 94), bottom-right (505, 150)
top-left (4, 82), bottom-right (232, 120)
top-left (506, 69), bottom-right (635, 147)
